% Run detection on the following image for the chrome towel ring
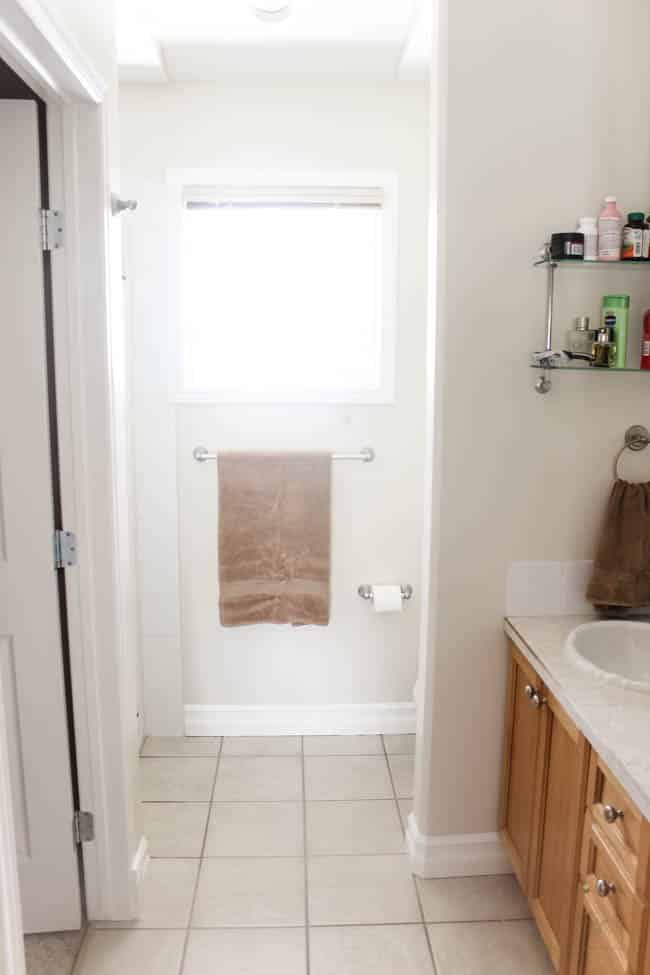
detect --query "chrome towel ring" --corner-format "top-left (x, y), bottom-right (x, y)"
top-left (614, 425), bottom-right (650, 479)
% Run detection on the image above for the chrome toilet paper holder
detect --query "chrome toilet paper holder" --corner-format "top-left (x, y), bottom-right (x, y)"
top-left (358, 584), bottom-right (413, 602)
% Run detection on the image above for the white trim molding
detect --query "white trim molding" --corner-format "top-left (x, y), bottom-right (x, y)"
top-left (185, 702), bottom-right (416, 737)
top-left (406, 814), bottom-right (513, 878)
top-left (128, 836), bottom-right (149, 916)
top-left (0, 676), bottom-right (26, 975)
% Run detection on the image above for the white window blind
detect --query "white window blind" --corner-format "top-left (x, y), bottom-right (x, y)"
top-left (178, 181), bottom-right (396, 403)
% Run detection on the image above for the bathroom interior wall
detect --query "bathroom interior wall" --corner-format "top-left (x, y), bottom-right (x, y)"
top-left (120, 83), bottom-right (429, 734)
top-left (417, 0), bottom-right (650, 839)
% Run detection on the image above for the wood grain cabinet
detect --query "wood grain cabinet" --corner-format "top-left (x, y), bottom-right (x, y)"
top-left (500, 639), bottom-right (650, 975)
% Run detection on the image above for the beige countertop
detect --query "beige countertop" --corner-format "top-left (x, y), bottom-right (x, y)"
top-left (505, 615), bottom-right (650, 822)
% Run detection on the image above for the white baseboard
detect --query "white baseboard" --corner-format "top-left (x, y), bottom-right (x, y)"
top-left (128, 835), bottom-right (149, 918)
top-left (184, 702), bottom-right (416, 736)
top-left (406, 814), bottom-right (513, 878)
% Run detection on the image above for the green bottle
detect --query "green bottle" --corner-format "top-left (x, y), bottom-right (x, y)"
top-left (601, 295), bottom-right (630, 368)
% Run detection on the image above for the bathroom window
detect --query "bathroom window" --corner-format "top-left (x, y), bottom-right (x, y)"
top-left (176, 176), bottom-right (397, 403)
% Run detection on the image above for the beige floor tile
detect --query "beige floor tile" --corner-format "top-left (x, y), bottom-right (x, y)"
top-left (388, 754), bottom-right (414, 798)
top-left (24, 930), bottom-right (85, 975)
top-left (303, 735), bottom-right (383, 756)
top-left (417, 874), bottom-right (529, 923)
top-left (310, 925), bottom-right (433, 975)
top-left (383, 734), bottom-right (416, 755)
top-left (304, 757), bottom-right (392, 800)
top-left (308, 855), bottom-right (420, 925)
top-left (221, 736), bottom-right (302, 756)
top-left (192, 857), bottom-right (305, 927)
top-left (427, 920), bottom-right (554, 975)
top-left (142, 802), bottom-right (209, 857)
top-left (140, 757), bottom-right (217, 802)
top-left (141, 736), bottom-right (221, 757)
top-left (93, 860), bottom-right (198, 929)
top-left (184, 929), bottom-right (306, 975)
top-left (213, 757), bottom-right (302, 801)
top-left (73, 930), bottom-right (185, 975)
top-left (205, 801), bottom-right (304, 857)
top-left (306, 801), bottom-right (404, 855)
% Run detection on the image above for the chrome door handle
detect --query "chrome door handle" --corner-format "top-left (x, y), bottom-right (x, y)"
top-left (596, 878), bottom-right (616, 898)
top-left (603, 805), bottom-right (624, 825)
top-left (524, 684), bottom-right (545, 707)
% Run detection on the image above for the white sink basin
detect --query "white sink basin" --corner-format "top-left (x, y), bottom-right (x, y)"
top-left (567, 620), bottom-right (650, 693)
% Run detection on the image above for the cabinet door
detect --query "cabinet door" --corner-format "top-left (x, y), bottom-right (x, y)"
top-left (500, 643), bottom-right (546, 893)
top-left (571, 895), bottom-right (627, 975)
top-left (528, 691), bottom-right (590, 972)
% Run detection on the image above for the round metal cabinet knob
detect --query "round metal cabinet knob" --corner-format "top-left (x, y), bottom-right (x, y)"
top-left (524, 684), bottom-right (535, 699)
top-left (596, 879), bottom-right (616, 898)
top-left (603, 805), bottom-right (624, 825)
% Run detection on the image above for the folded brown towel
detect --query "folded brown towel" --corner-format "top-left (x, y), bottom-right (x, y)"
top-left (586, 479), bottom-right (650, 607)
top-left (218, 453), bottom-right (331, 627)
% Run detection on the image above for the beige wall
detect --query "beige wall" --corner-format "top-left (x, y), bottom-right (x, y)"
top-left (417, 0), bottom-right (650, 838)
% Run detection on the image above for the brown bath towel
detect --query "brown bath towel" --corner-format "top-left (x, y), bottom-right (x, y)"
top-left (218, 453), bottom-right (331, 626)
top-left (586, 480), bottom-right (650, 607)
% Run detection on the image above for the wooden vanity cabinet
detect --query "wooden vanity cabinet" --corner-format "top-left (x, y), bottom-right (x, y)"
top-left (501, 638), bottom-right (650, 975)
top-left (500, 641), bottom-right (588, 972)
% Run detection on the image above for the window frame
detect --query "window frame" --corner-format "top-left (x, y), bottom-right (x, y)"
top-left (167, 168), bottom-right (398, 405)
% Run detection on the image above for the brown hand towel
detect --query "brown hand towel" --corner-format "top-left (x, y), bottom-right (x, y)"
top-left (586, 479), bottom-right (650, 607)
top-left (217, 452), bottom-right (331, 627)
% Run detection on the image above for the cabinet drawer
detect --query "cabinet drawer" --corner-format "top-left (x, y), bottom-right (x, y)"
top-left (587, 753), bottom-right (650, 898)
top-left (580, 811), bottom-right (646, 972)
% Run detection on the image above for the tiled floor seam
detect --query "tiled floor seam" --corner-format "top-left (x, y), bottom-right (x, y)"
top-left (381, 734), bottom-right (439, 975)
top-left (300, 735), bottom-right (311, 975)
top-left (178, 736), bottom-right (223, 974)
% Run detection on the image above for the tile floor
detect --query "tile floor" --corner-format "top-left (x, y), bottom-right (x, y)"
top-left (69, 734), bottom-right (553, 974)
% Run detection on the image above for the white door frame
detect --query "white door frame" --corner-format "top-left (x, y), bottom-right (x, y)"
top-left (0, 2), bottom-right (143, 970)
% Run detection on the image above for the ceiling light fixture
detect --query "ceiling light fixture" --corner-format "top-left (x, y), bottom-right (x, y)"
top-left (251, 0), bottom-right (291, 22)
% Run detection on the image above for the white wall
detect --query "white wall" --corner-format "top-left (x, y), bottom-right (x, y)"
top-left (120, 83), bottom-right (430, 734)
top-left (415, 0), bottom-right (650, 848)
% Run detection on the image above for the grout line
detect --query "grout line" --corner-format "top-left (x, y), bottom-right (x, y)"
top-left (381, 734), bottom-right (439, 975)
top-left (178, 736), bottom-right (223, 974)
top-left (300, 735), bottom-right (311, 975)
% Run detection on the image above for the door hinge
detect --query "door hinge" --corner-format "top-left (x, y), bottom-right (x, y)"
top-left (73, 810), bottom-right (95, 845)
top-left (40, 209), bottom-right (64, 251)
top-left (53, 529), bottom-right (77, 569)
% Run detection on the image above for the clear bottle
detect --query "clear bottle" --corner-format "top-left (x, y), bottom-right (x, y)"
top-left (567, 316), bottom-right (596, 356)
top-left (598, 196), bottom-right (623, 261)
top-left (578, 217), bottom-right (598, 261)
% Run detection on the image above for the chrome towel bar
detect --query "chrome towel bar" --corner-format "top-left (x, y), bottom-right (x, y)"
top-left (193, 446), bottom-right (375, 463)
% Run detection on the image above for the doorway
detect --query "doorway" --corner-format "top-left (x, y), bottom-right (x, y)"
top-left (0, 58), bottom-right (84, 943)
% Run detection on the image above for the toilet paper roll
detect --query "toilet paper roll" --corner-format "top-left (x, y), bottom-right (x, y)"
top-left (372, 585), bottom-right (403, 613)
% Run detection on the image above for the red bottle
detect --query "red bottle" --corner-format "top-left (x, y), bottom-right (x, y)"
top-left (642, 309), bottom-right (650, 369)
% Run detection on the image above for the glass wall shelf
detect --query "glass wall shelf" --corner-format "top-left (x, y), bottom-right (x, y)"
top-left (532, 245), bottom-right (650, 392)
top-left (531, 365), bottom-right (650, 373)
top-left (535, 258), bottom-right (650, 269)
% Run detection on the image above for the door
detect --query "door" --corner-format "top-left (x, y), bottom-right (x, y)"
top-left (0, 99), bottom-right (81, 932)
top-left (528, 691), bottom-right (589, 972)
top-left (500, 642), bottom-right (546, 892)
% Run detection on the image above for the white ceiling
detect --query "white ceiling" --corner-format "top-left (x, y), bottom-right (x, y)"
top-left (117, 0), bottom-right (432, 83)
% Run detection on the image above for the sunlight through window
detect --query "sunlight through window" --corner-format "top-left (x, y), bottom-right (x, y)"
top-left (178, 183), bottom-right (395, 402)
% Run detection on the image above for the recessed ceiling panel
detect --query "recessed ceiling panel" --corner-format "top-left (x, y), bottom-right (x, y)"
top-left (117, 0), bottom-right (429, 82)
